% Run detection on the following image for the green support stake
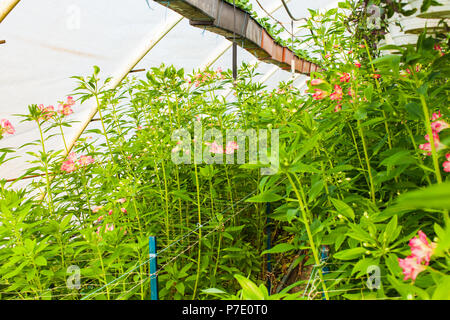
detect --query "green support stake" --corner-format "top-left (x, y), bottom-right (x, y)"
top-left (149, 236), bottom-right (158, 300)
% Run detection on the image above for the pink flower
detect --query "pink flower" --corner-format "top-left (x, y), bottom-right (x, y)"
top-left (92, 206), bottom-right (103, 213)
top-left (61, 160), bottom-right (76, 173)
top-left (354, 62), bottom-right (361, 68)
top-left (359, 44), bottom-right (365, 49)
top-left (398, 256), bottom-right (426, 281)
top-left (431, 111), bottom-right (442, 121)
top-left (324, 53), bottom-right (331, 59)
top-left (108, 210), bottom-right (113, 216)
top-left (120, 208), bottom-right (127, 214)
top-left (310, 78), bottom-right (324, 86)
top-left (0, 119), bottom-right (15, 135)
top-left (117, 198), bottom-right (126, 204)
top-left (419, 133), bottom-right (444, 154)
top-left (66, 96), bottom-right (75, 106)
top-left (443, 160), bottom-right (450, 172)
top-left (348, 50), bottom-right (353, 54)
top-left (334, 104), bottom-right (342, 112)
top-left (225, 141), bottom-right (239, 154)
top-left (329, 85), bottom-right (343, 101)
top-left (106, 223), bottom-right (114, 232)
top-left (443, 154), bottom-right (450, 172)
top-left (38, 105), bottom-right (56, 120)
top-left (431, 120), bottom-right (449, 133)
top-left (372, 74), bottom-right (381, 79)
top-left (312, 89), bottom-right (327, 100)
top-left (434, 44), bottom-right (444, 56)
top-left (68, 152), bottom-right (77, 162)
top-left (78, 155), bottom-right (95, 166)
top-left (58, 104), bottom-right (73, 116)
top-left (347, 88), bottom-right (354, 97)
top-left (205, 141), bottom-right (224, 154)
top-left (409, 230), bottom-right (436, 265)
top-left (339, 73), bottom-right (351, 83)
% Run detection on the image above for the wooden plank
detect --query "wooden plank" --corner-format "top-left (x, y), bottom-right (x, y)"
top-left (154, 0), bottom-right (218, 21)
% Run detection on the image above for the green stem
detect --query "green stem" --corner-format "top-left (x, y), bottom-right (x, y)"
top-left (286, 173), bottom-right (329, 300)
top-left (37, 121), bottom-right (54, 212)
top-left (192, 161), bottom-right (202, 300)
top-left (357, 120), bottom-right (376, 203)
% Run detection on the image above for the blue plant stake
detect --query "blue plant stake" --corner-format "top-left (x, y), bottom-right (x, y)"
top-left (320, 245), bottom-right (330, 300)
top-left (149, 236), bottom-right (159, 300)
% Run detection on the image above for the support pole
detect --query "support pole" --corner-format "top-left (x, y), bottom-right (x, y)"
top-left (149, 236), bottom-right (159, 300)
top-left (0, 0), bottom-right (20, 24)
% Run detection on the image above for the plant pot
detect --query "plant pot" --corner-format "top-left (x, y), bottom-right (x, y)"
top-left (302, 61), bottom-right (311, 74)
top-left (294, 57), bottom-right (304, 73)
top-left (242, 19), bottom-right (269, 59)
top-left (258, 29), bottom-right (275, 59)
top-left (154, 0), bottom-right (218, 21)
top-left (190, 0), bottom-right (250, 50)
top-left (280, 47), bottom-right (294, 70)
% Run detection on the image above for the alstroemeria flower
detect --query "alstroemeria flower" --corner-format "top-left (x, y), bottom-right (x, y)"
top-left (310, 78), bottom-right (324, 86)
top-left (398, 256), bottom-right (426, 281)
top-left (120, 208), bottom-right (127, 214)
top-left (78, 155), bottom-right (95, 166)
top-left (205, 141), bottom-right (224, 154)
top-left (225, 141), bottom-right (239, 155)
top-left (312, 88), bottom-right (327, 100)
top-left (354, 62), bottom-right (361, 68)
top-left (117, 198), bottom-right (126, 204)
top-left (409, 230), bottom-right (436, 265)
top-left (434, 44), bottom-right (444, 56)
top-left (372, 74), bottom-right (381, 79)
top-left (431, 120), bottom-right (449, 133)
top-left (66, 96), bottom-right (75, 106)
top-left (60, 160), bottom-right (76, 173)
top-left (324, 53), bottom-right (331, 59)
top-left (339, 73), bottom-right (351, 83)
top-left (431, 111), bottom-right (442, 121)
top-left (92, 206), bottom-right (103, 213)
top-left (38, 105), bottom-right (56, 120)
top-left (334, 104), bottom-right (342, 112)
top-left (58, 104), bottom-right (74, 116)
top-left (443, 153), bottom-right (450, 173)
top-left (0, 119), bottom-right (15, 135)
top-left (330, 85), bottom-right (343, 101)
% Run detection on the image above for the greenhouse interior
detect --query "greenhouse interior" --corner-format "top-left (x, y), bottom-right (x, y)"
top-left (0, 0), bottom-right (449, 301)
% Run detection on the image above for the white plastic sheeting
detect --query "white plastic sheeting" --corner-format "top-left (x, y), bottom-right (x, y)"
top-left (0, 0), bottom-right (335, 182)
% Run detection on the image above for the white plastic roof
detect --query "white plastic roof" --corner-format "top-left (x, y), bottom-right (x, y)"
top-left (0, 0), bottom-right (337, 183)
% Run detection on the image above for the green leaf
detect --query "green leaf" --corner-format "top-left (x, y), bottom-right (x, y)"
top-left (330, 198), bottom-right (355, 220)
top-left (34, 256), bottom-right (47, 266)
top-left (432, 276), bottom-right (450, 300)
top-left (246, 191), bottom-right (283, 203)
top-left (334, 247), bottom-right (366, 260)
top-left (261, 243), bottom-right (295, 255)
top-left (405, 102), bottom-right (424, 120)
top-left (234, 275), bottom-right (265, 300)
top-left (396, 182), bottom-right (450, 210)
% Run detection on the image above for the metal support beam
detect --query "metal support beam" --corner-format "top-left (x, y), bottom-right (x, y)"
top-left (0, 0), bottom-right (20, 23)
